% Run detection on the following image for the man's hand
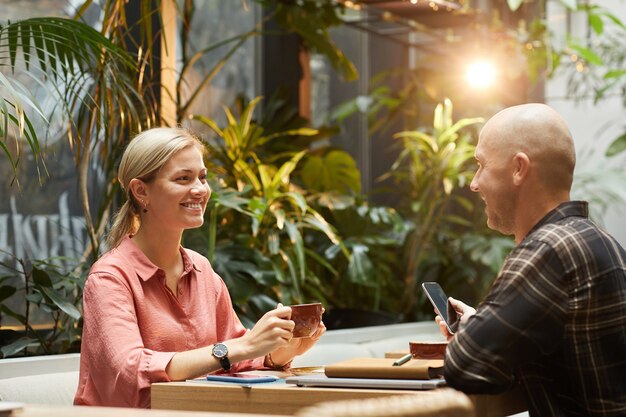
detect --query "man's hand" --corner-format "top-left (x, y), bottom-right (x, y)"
top-left (435, 297), bottom-right (476, 341)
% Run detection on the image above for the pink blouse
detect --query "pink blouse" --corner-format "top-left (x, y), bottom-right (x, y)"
top-left (74, 236), bottom-right (264, 408)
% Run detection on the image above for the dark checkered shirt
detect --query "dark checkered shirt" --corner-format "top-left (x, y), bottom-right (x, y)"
top-left (444, 201), bottom-right (626, 416)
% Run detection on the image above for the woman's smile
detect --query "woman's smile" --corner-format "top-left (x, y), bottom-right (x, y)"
top-left (181, 201), bottom-right (204, 210)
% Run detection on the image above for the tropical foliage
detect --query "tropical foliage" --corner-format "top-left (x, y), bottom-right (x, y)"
top-left (383, 100), bottom-right (505, 316)
top-left (182, 96), bottom-right (408, 325)
top-left (0, 15), bottom-right (156, 261)
top-left (192, 97), bottom-right (347, 302)
top-left (0, 255), bottom-right (85, 358)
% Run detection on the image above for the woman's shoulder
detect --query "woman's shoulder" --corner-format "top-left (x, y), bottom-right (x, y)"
top-left (87, 246), bottom-right (139, 286)
top-left (90, 247), bottom-right (121, 272)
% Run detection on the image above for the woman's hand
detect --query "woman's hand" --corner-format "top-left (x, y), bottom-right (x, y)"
top-left (288, 318), bottom-right (326, 355)
top-left (435, 297), bottom-right (476, 341)
top-left (236, 305), bottom-right (295, 359)
top-left (265, 307), bottom-right (327, 367)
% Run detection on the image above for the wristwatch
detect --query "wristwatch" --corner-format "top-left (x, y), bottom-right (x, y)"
top-left (212, 343), bottom-right (231, 371)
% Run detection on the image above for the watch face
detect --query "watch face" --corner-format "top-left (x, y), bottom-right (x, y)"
top-left (212, 343), bottom-right (228, 358)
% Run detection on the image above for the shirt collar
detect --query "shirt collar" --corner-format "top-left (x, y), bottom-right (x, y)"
top-left (118, 235), bottom-right (202, 282)
top-left (525, 200), bottom-right (589, 238)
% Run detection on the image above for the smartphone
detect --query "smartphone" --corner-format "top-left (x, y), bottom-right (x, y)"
top-left (205, 373), bottom-right (279, 384)
top-left (421, 282), bottom-right (459, 334)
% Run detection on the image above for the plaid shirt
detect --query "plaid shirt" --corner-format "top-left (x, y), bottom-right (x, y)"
top-left (444, 201), bottom-right (626, 417)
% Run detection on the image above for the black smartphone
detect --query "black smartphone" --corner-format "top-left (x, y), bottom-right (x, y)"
top-left (421, 282), bottom-right (459, 334)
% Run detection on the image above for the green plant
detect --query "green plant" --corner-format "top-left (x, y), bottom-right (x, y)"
top-left (386, 99), bottom-right (484, 314)
top-left (0, 15), bottom-right (156, 260)
top-left (560, 4), bottom-right (626, 105)
top-left (310, 201), bottom-right (409, 313)
top-left (295, 140), bottom-right (409, 312)
top-left (186, 97), bottom-right (350, 318)
top-left (186, 98), bottom-right (411, 322)
top-left (0, 255), bottom-right (85, 357)
top-left (510, 2), bottom-right (626, 103)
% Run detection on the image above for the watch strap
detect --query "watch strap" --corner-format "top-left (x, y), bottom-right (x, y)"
top-left (218, 355), bottom-right (231, 371)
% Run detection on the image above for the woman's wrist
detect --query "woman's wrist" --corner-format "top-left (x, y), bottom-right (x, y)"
top-left (222, 337), bottom-right (255, 364)
top-left (264, 352), bottom-right (293, 370)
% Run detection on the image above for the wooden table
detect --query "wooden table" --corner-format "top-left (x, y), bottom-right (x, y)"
top-left (4, 404), bottom-right (285, 417)
top-left (151, 380), bottom-right (527, 417)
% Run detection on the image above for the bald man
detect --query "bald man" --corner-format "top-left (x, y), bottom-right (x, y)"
top-left (435, 104), bottom-right (626, 416)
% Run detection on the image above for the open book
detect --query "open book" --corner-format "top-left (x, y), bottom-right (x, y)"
top-left (324, 357), bottom-right (444, 380)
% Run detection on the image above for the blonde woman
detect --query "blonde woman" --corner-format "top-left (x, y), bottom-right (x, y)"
top-left (74, 127), bottom-right (325, 408)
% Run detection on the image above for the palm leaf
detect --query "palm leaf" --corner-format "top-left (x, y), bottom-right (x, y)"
top-left (269, 150), bottom-right (306, 191)
top-left (240, 96), bottom-right (262, 139)
top-left (284, 220), bottom-right (306, 289)
top-left (192, 114), bottom-right (224, 136)
top-left (438, 118), bottom-right (484, 145)
top-left (0, 17), bottom-right (141, 165)
top-left (1, 16), bottom-right (155, 256)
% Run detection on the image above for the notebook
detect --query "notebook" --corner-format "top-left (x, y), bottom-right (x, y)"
top-left (285, 374), bottom-right (446, 390)
top-left (323, 358), bottom-right (444, 380)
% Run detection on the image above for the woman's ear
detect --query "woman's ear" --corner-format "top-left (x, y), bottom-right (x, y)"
top-left (512, 152), bottom-right (530, 186)
top-left (128, 178), bottom-right (149, 203)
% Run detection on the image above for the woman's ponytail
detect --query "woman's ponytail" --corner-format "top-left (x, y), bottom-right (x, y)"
top-left (106, 200), bottom-right (139, 249)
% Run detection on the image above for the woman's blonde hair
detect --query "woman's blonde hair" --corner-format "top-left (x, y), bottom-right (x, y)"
top-left (106, 127), bottom-right (204, 249)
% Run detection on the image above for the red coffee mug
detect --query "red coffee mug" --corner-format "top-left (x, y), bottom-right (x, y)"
top-left (289, 303), bottom-right (323, 338)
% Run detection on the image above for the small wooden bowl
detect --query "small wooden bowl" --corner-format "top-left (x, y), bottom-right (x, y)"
top-left (409, 341), bottom-right (448, 360)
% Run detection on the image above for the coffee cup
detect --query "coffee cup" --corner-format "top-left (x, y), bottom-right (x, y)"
top-left (409, 341), bottom-right (448, 360)
top-left (289, 303), bottom-right (323, 338)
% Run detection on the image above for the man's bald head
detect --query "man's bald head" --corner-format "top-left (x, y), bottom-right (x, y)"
top-left (480, 103), bottom-right (576, 192)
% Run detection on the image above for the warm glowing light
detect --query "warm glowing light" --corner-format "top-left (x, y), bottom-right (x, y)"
top-left (466, 60), bottom-right (496, 89)
top-left (410, 0), bottom-right (418, 4)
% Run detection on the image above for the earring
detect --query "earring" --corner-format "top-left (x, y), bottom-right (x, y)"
top-left (141, 200), bottom-right (148, 213)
